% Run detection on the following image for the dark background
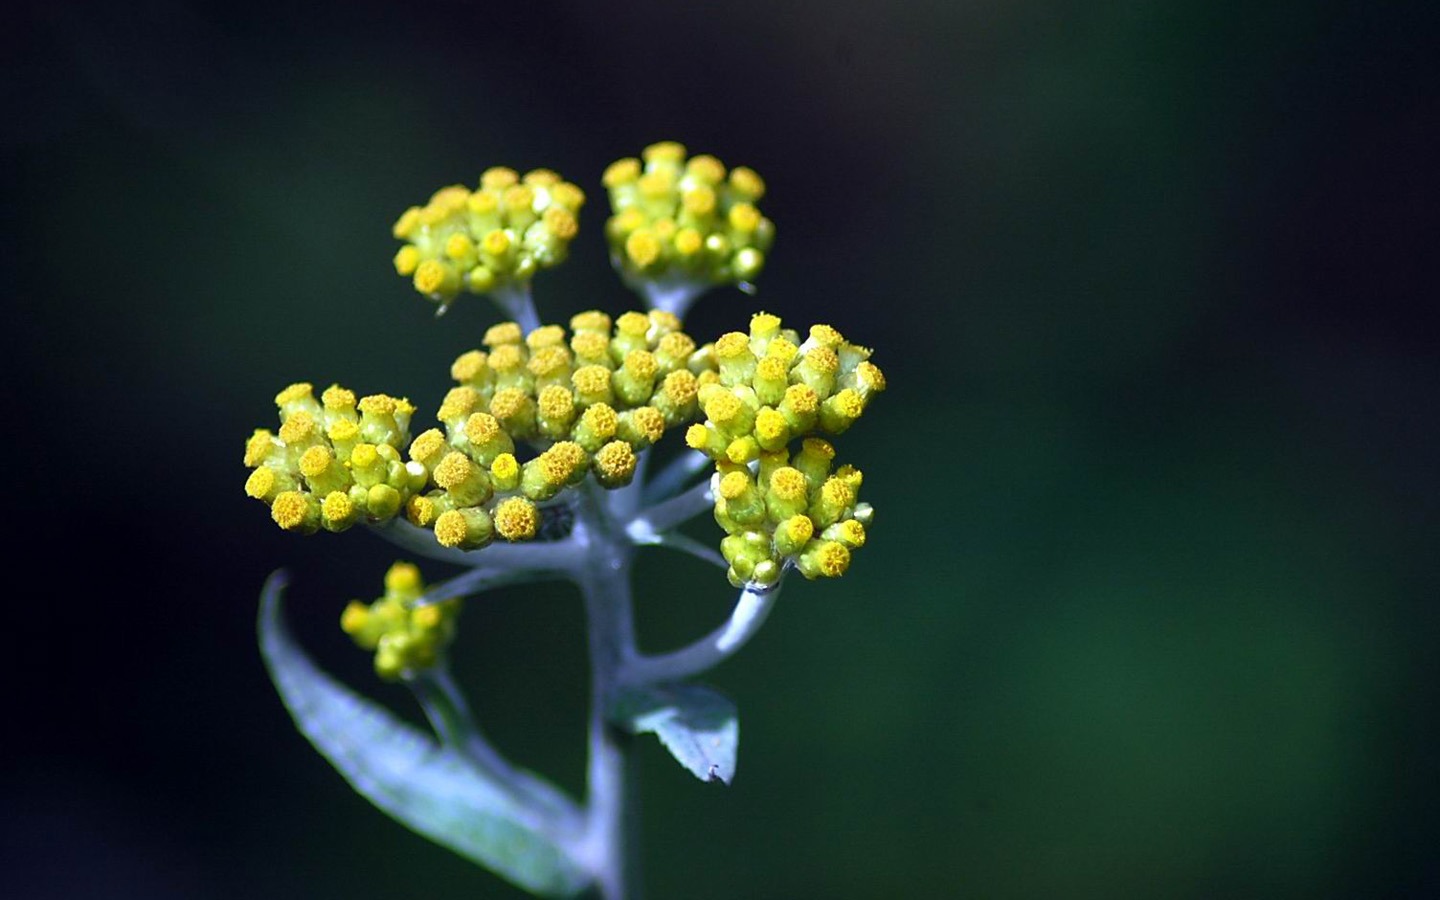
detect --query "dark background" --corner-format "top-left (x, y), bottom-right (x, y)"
top-left (4, 1), bottom-right (1437, 897)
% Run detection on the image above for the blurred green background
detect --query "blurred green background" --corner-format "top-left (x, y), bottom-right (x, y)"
top-left (4, 0), bottom-right (1436, 897)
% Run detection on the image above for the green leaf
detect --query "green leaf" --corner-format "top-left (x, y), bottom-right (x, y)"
top-left (258, 572), bottom-right (591, 898)
top-left (610, 682), bottom-right (739, 785)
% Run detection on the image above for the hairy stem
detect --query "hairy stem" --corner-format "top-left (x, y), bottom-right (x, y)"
top-left (622, 582), bottom-right (782, 685)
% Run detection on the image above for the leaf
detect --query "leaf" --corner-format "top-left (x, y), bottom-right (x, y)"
top-left (610, 682), bottom-right (739, 785)
top-left (257, 572), bottom-right (591, 898)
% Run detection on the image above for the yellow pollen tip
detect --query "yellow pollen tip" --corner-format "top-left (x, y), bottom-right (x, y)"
top-left (244, 430), bottom-right (275, 468)
top-left (821, 478), bottom-right (856, 509)
top-left (408, 429), bottom-right (447, 465)
top-left (594, 441), bottom-right (637, 481)
top-left (464, 412), bottom-right (502, 445)
top-left (451, 350), bottom-right (487, 383)
top-left (686, 154), bottom-right (726, 183)
top-left (837, 520), bottom-right (866, 547)
top-left (327, 419), bottom-right (359, 442)
top-left (682, 186), bottom-right (716, 216)
top-left (481, 229), bottom-right (512, 257)
top-left (523, 168), bottom-right (560, 186)
top-left (625, 230), bottom-right (661, 268)
top-left (433, 452), bottom-right (474, 490)
top-left (602, 157), bottom-right (641, 188)
top-left (766, 337), bottom-right (799, 364)
top-left (833, 389), bottom-right (864, 417)
top-left (413, 604), bottom-right (443, 629)
top-left (770, 467), bottom-right (807, 502)
top-left (274, 382), bottom-right (314, 407)
top-left (572, 365), bottom-right (611, 395)
top-left (278, 412), bottom-right (316, 445)
top-left (674, 228), bottom-right (703, 255)
top-left (806, 347), bottom-right (840, 373)
top-left (392, 206), bottom-right (422, 239)
top-left (755, 357), bottom-right (787, 382)
top-left (321, 385), bottom-right (356, 410)
top-left (755, 408), bottom-right (787, 441)
top-left (784, 384), bottom-right (819, 414)
top-left (491, 453), bottom-right (519, 482)
top-left (538, 385), bottom-right (574, 419)
top-left (750, 312), bottom-right (782, 335)
top-left (551, 182), bottom-right (585, 210)
top-left (385, 561), bottom-right (423, 593)
top-left (489, 388), bottom-right (529, 421)
top-left (631, 407), bottom-right (666, 442)
top-left (340, 601), bottom-right (369, 635)
top-left (728, 203), bottom-right (761, 232)
top-left (816, 541), bottom-right (851, 577)
top-left (483, 322), bottom-right (523, 347)
top-left (321, 491), bottom-right (354, 522)
top-left (685, 423), bottom-right (710, 450)
top-left (571, 331), bottom-right (609, 360)
top-left (245, 467), bottom-right (277, 499)
top-left (657, 332), bottom-right (695, 359)
top-left (571, 310), bottom-right (612, 332)
top-left (406, 495), bottom-right (438, 527)
top-left (616, 311), bottom-right (650, 336)
top-left (493, 497), bottom-right (539, 541)
top-left (729, 166), bottom-right (766, 199)
top-left (528, 346), bottom-right (571, 378)
top-left (663, 370), bottom-right (698, 404)
top-left (543, 206), bottom-right (578, 239)
top-left (803, 437), bottom-right (835, 458)
top-left (503, 184), bottom-right (534, 212)
top-left (351, 443), bottom-right (380, 469)
top-left (809, 324), bottom-right (844, 347)
top-left (358, 394), bottom-right (397, 416)
top-left (444, 233), bottom-right (475, 260)
top-left (413, 259), bottom-right (450, 295)
top-left (480, 166), bottom-right (518, 190)
top-left (437, 386), bottom-right (481, 422)
top-left (623, 350), bottom-right (658, 380)
top-left (704, 391), bottom-right (743, 424)
top-left (299, 445), bottom-right (333, 478)
top-left (433, 510), bottom-right (470, 548)
top-left (392, 246), bottom-right (419, 277)
top-left (714, 332), bottom-right (751, 359)
top-left (642, 141), bottom-right (686, 163)
top-left (270, 491), bottom-right (311, 530)
top-left (719, 471), bottom-right (749, 500)
top-left (782, 515), bottom-right (815, 544)
top-left (526, 325), bottom-right (566, 350)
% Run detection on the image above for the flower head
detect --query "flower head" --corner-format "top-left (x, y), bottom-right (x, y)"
top-left (340, 561), bottom-right (460, 680)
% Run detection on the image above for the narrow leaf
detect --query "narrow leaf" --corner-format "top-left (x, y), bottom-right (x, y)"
top-left (610, 682), bottom-right (739, 785)
top-left (258, 572), bottom-right (590, 897)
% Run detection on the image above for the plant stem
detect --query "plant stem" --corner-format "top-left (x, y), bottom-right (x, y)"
top-left (575, 492), bottom-right (642, 899)
top-left (491, 282), bottom-right (542, 333)
top-left (622, 582), bottom-right (782, 685)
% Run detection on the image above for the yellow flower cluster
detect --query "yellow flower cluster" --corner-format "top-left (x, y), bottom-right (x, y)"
top-left (243, 383), bottom-right (420, 534)
top-left (401, 309), bottom-right (706, 550)
top-left (340, 562), bottom-right (459, 680)
top-left (683, 313), bottom-right (885, 585)
top-left (392, 167), bottom-right (585, 308)
top-left (604, 141), bottom-right (774, 293)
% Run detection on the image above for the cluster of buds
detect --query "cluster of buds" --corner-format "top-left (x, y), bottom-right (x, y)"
top-left (340, 562), bottom-right (459, 680)
top-left (392, 167), bottom-right (585, 309)
top-left (400, 309), bottom-right (707, 550)
top-left (243, 383), bottom-right (420, 534)
top-left (604, 142), bottom-right (774, 295)
top-left (712, 439), bottom-right (873, 587)
top-left (683, 313), bottom-right (885, 585)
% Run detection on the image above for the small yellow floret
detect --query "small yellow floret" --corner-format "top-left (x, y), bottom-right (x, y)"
top-left (523, 168), bottom-right (560, 186)
top-left (616, 311), bottom-right (650, 336)
top-left (480, 166), bottom-right (519, 190)
top-left (572, 365), bottom-right (612, 396)
top-left (551, 182), bottom-right (585, 210)
top-left (321, 385), bottom-right (356, 410)
top-left (643, 141), bottom-right (686, 163)
top-left (392, 207), bottom-right (422, 239)
top-left (245, 467), bottom-right (278, 499)
top-left (571, 310), bottom-right (612, 332)
top-left (538, 384), bottom-right (575, 420)
top-left (406, 495), bottom-right (438, 528)
top-left (704, 391), bottom-right (743, 426)
top-left (467, 191), bottom-right (499, 214)
top-left (719, 471), bottom-right (750, 500)
top-left (328, 419), bottom-right (359, 442)
top-left (682, 186), bottom-right (716, 216)
top-left (451, 350), bottom-right (487, 384)
top-left (685, 423), bottom-right (710, 450)
top-left (432, 452), bottom-right (473, 490)
top-left (437, 386), bottom-right (481, 422)
top-left (755, 408), bottom-right (788, 443)
top-left (340, 601), bottom-right (369, 636)
top-left (673, 227), bottom-right (703, 256)
top-left (806, 347), bottom-right (840, 373)
top-left (464, 412), bottom-right (503, 446)
top-left (445, 233), bottom-right (475, 261)
top-left (525, 324), bottom-right (566, 350)
top-left (729, 166), bottom-right (766, 199)
top-left (393, 245), bottom-right (421, 276)
top-left (820, 477), bottom-right (856, 510)
top-left (299, 445), bottom-right (334, 478)
top-left (503, 185), bottom-right (534, 213)
top-left (581, 403), bottom-right (618, 437)
top-left (625, 230), bottom-right (661, 268)
top-left (244, 430), bottom-right (275, 468)
top-left (483, 322), bottom-right (523, 347)
top-left (543, 206), bottom-right (578, 239)
top-left (834, 519), bottom-right (866, 548)
top-left (686, 154), bottom-right (726, 184)
top-left (593, 441), bottom-right (637, 484)
top-left (274, 383), bottom-right (314, 407)
top-left (780, 514), bottom-right (815, 545)
top-left (271, 491), bottom-right (312, 531)
top-left (481, 229), bottom-right (512, 257)
top-left (350, 443), bottom-right (379, 469)
top-left (815, 541), bottom-right (851, 577)
top-left (385, 561), bottom-right (423, 593)
top-left (663, 370), bottom-right (698, 405)
top-left (571, 331), bottom-right (609, 361)
top-left (784, 384), bottom-right (819, 414)
top-left (491, 453), bottom-right (519, 483)
top-left (750, 312), bottom-right (782, 336)
top-left (602, 158), bottom-right (641, 188)
top-left (358, 394), bottom-right (397, 416)
top-left (278, 412), bottom-right (317, 445)
top-left (769, 467), bottom-right (808, 502)
top-left (528, 346), bottom-right (571, 379)
top-left (493, 497), bottom-right (539, 541)
top-left (728, 203), bottom-right (761, 232)
top-left (413, 604), bottom-right (443, 629)
top-left (489, 388), bottom-right (530, 422)
top-left (321, 491), bottom-right (354, 525)
top-left (629, 407), bottom-right (666, 443)
top-left (433, 510), bottom-right (470, 548)
top-left (623, 349), bottom-right (658, 380)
